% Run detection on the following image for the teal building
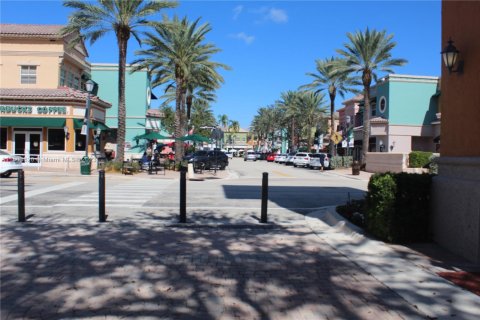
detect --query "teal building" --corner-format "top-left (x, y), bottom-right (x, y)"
top-left (350, 74), bottom-right (440, 154)
top-left (91, 63), bottom-right (154, 153)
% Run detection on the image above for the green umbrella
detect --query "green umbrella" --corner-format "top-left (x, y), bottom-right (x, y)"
top-left (176, 134), bottom-right (210, 142)
top-left (134, 132), bottom-right (169, 140)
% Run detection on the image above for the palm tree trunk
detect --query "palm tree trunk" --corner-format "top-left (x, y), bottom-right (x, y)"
top-left (174, 77), bottom-right (184, 163)
top-left (329, 93), bottom-right (335, 156)
top-left (290, 118), bottom-right (295, 152)
top-left (361, 86), bottom-right (371, 166)
top-left (116, 33), bottom-right (128, 163)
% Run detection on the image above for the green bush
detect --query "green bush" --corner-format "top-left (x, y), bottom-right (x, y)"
top-left (409, 151), bottom-right (433, 168)
top-left (330, 156), bottom-right (353, 168)
top-left (104, 160), bottom-right (140, 173)
top-left (366, 172), bottom-right (432, 243)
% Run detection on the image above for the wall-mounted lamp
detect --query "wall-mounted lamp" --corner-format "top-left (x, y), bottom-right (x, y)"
top-left (379, 139), bottom-right (385, 152)
top-left (63, 126), bottom-right (70, 140)
top-left (390, 140), bottom-right (396, 151)
top-left (441, 38), bottom-right (463, 74)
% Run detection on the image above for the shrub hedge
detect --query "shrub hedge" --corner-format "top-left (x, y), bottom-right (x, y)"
top-left (409, 151), bottom-right (433, 168)
top-left (366, 172), bottom-right (432, 243)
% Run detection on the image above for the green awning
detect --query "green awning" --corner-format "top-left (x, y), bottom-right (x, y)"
top-left (0, 117), bottom-right (65, 127)
top-left (73, 118), bottom-right (110, 130)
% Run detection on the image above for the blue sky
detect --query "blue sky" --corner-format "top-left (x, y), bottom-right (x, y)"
top-left (1, 0), bottom-right (441, 129)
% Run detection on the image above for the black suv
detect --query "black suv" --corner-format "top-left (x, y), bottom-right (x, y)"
top-left (184, 150), bottom-right (229, 170)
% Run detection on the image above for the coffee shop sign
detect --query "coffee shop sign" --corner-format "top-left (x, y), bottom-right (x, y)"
top-left (0, 105), bottom-right (67, 115)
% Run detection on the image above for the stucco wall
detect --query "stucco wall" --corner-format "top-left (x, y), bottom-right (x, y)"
top-left (365, 152), bottom-right (407, 173)
top-left (91, 64), bottom-right (149, 144)
top-left (441, 1), bottom-right (480, 157)
top-left (431, 1), bottom-right (480, 264)
top-left (0, 39), bottom-right (64, 88)
top-left (389, 81), bottom-right (438, 126)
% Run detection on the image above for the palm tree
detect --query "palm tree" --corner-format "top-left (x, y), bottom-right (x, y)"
top-left (336, 28), bottom-right (407, 164)
top-left (276, 91), bottom-right (301, 152)
top-left (190, 100), bottom-right (216, 137)
top-left (296, 91), bottom-right (327, 151)
top-left (229, 120), bottom-right (240, 134)
top-left (132, 16), bottom-right (229, 161)
top-left (62, 0), bottom-right (177, 162)
top-left (302, 57), bottom-right (358, 155)
top-left (217, 114), bottom-right (229, 129)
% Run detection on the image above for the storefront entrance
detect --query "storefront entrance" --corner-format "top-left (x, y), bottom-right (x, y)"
top-left (13, 130), bottom-right (42, 166)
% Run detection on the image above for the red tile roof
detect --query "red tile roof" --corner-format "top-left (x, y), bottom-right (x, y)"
top-left (0, 24), bottom-right (65, 38)
top-left (0, 87), bottom-right (111, 108)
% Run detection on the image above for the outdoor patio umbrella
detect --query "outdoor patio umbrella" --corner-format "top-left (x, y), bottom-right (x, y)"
top-left (134, 132), bottom-right (169, 140)
top-left (176, 134), bottom-right (210, 142)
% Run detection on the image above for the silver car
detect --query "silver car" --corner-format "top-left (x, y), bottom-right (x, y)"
top-left (275, 153), bottom-right (287, 163)
top-left (0, 150), bottom-right (23, 178)
top-left (293, 152), bottom-right (311, 167)
top-left (244, 151), bottom-right (257, 161)
top-left (309, 153), bottom-right (331, 170)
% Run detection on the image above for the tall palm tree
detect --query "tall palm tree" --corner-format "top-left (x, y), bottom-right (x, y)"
top-left (302, 57), bottom-right (359, 155)
top-left (229, 120), bottom-right (240, 134)
top-left (190, 100), bottom-right (216, 137)
top-left (217, 114), bottom-right (229, 130)
top-left (336, 28), bottom-right (407, 164)
top-left (296, 91), bottom-right (327, 151)
top-left (62, 0), bottom-right (177, 162)
top-left (132, 16), bottom-right (229, 161)
top-left (276, 91), bottom-right (301, 152)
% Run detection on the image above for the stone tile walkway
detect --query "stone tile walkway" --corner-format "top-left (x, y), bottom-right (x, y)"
top-left (1, 223), bottom-right (422, 320)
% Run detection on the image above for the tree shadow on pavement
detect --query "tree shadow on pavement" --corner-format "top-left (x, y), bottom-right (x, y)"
top-left (0, 223), bottom-right (427, 320)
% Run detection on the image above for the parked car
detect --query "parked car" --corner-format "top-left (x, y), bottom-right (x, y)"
top-left (293, 152), bottom-right (311, 167)
top-left (274, 153), bottom-right (287, 163)
top-left (266, 153), bottom-right (276, 162)
top-left (244, 150), bottom-right (257, 161)
top-left (0, 150), bottom-right (23, 178)
top-left (284, 152), bottom-right (297, 165)
top-left (309, 153), bottom-right (331, 170)
top-left (225, 151), bottom-right (234, 159)
top-left (184, 150), bottom-right (229, 170)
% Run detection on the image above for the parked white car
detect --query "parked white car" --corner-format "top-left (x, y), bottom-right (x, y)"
top-left (293, 152), bottom-right (311, 167)
top-left (224, 151), bottom-right (234, 159)
top-left (275, 153), bottom-right (287, 163)
top-left (0, 150), bottom-right (23, 178)
top-left (244, 150), bottom-right (257, 161)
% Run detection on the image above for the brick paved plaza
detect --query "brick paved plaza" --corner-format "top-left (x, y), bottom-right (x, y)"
top-left (1, 222), bottom-right (422, 320)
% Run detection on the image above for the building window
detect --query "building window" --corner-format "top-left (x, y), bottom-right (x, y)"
top-left (379, 96), bottom-right (387, 113)
top-left (75, 129), bottom-right (86, 151)
top-left (20, 65), bottom-right (37, 84)
top-left (60, 68), bottom-right (66, 86)
top-left (67, 72), bottom-right (75, 88)
top-left (73, 76), bottom-right (80, 90)
top-left (0, 128), bottom-right (7, 149)
top-left (48, 129), bottom-right (65, 151)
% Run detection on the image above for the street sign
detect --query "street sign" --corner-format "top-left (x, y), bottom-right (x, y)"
top-left (331, 132), bottom-right (343, 145)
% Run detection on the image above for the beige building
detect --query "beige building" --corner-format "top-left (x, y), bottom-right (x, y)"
top-left (0, 24), bottom-right (110, 169)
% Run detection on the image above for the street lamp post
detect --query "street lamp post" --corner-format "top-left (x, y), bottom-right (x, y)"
top-left (83, 80), bottom-right (95, 157)
top-left (80, 80), bottom-right (95, 175)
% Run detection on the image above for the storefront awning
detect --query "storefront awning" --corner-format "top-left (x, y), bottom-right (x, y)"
top-left (73, 118), bottom-right (110, 130)
top-left (0, 117), bottom-right (65, 127)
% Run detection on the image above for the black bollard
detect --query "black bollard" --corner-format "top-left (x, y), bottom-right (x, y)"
top-left (261, 172), bottom-right (268, 223)
top-left (99, 170), bottom-right (106, 222)
top-left (18, 170), bottom-right (25, 222)
top-left (179, 167), bottom-right (187, 223)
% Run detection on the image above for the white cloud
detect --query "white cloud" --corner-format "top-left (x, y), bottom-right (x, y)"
top-left (230, 32), bottom-right (255, 45)
top-left (266, 8), bottom-right (288, 23)
top-left (233, 5), bottom-right (243, 20)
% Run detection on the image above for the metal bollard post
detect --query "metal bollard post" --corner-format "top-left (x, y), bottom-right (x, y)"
top-left (261, 172), bottom-right (268, 223)
top-left (179, 167), bottom-right (187, 223)
top-left (99, 170), bottom-right (106, 222)
top-left (18, 170), bottom-right (25, 222)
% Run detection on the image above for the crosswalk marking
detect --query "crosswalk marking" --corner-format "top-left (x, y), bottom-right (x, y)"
top-left (61, 180), bottom-right (173, 207)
